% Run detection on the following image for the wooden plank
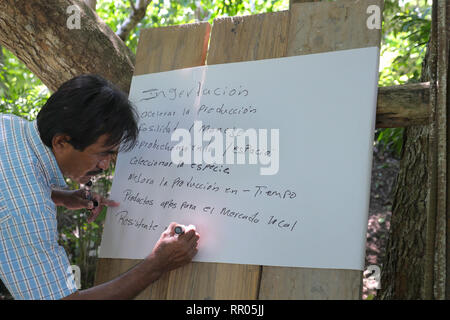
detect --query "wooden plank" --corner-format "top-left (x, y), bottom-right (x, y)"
top-left (164, 11), bottom-right (291, 300)
top-left (259, 267), bottom-right (361, 299)
top-left (207, 11), bottom-right (290, 63)
top-left (94, 258), bottom-right (125, 286)
top-left (376, 82), bottom-right (430, 128)
top-left (134, 23), bottom-right (210, 75)
top-left (94, 22), bottom-right (211, 299)
top-left (258, 0), bottom-right (384, 300)
top-left (166, 263), bottom-right (262, 299)
top-left (440, 0), bottom-right (450, 300)
top-left (425, 0), bottom-right (449, 300)
top-left (287, 0), bottom-right (382, 56)
top-left (433, 0), bottom-right (449, 299)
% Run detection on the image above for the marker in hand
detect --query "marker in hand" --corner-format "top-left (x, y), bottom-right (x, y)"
top-left (81, 180), bottom-right (120, 223)
top-left (174, 224), bottom-right (198, 237)
top-left (85, 180), bottom-right (98, 208)
top-left (174, 225), bottom-right (184, 235)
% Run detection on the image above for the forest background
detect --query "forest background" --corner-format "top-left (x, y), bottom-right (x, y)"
top-left (0, 0), bottom-right (432, 300)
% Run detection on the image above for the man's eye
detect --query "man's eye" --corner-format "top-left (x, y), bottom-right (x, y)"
top-left (100, 152), bottom-right (117, 161)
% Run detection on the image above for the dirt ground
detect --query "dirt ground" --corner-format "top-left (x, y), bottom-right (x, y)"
top-left (363, 146), bottom-right (399, 299)
top-left (0, 146), bottom-right (399, 300)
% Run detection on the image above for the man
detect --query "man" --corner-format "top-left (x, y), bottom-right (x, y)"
top-left (0, 74), bottom-right (199, 299)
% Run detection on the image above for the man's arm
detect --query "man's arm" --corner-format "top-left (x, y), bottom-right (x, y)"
top-left (62, 223), bottom-right (199, 300)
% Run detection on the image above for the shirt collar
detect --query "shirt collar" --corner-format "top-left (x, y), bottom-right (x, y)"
top-left (26, 121), bottom-right (67, 189)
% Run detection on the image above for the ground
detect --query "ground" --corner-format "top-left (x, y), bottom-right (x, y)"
top-left (363, 146), bottom-right (399, 299)
top-left (0, 146), bottom-right (399, 300)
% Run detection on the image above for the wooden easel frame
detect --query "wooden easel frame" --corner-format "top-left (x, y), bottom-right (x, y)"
top-left (94, 0), bottom-right (438, 299)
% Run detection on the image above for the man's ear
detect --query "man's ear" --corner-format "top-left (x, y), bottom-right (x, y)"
top-left (51, 134), bottom-right (72, 154)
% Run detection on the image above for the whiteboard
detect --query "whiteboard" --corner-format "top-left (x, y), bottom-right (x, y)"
top-left (99, 47), bottom-right (379, 270)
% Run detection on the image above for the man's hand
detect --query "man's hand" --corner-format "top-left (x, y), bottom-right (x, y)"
top-left (147, 222), bottom-right (200, 275)
top-left (62, 222), bottom-right (200, 300)
top-left (51, 189), bottom-right (120, 223)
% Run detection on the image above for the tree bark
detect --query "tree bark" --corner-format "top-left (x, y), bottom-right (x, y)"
top-left (0, 0), bottom-right (135, 93)
top-left (378, 124), bottom-right (431, 299)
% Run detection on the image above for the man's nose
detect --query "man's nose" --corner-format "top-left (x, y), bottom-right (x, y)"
top-left (98, 158), bottom-right (110, 170)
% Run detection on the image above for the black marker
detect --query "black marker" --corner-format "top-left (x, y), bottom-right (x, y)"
top-left (84, 180), bottom-right (98, 208)
top-left (174, 226), bottom-right (184, 235)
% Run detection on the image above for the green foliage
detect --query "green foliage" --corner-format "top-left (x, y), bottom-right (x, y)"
top-left (375, 127), bottom-right (404, 157)
top-left (380, 0), bottom-right (431, 86)
top-left (0, 48), bottom-right (49, 120)
top-left (96, 0), bottom-right (288, 53)
top-left (376, 0), bottom-right (431, 158)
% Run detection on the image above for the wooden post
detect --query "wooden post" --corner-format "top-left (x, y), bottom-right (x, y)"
top-left (425, 0), bottom-right (449, 300)
top-left (95, 0), bottom-right (383, 299)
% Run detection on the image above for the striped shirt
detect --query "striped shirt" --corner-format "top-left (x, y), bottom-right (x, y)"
top-left (0, 114), bottom-right (77, 299)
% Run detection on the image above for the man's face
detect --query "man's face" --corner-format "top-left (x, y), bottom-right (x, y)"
top-left (52, 134), bottom-right (118, 184)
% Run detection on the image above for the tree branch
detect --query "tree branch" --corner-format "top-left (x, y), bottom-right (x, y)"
top-left (116, 0), bottom-right (152, 41)
top-left (129, 0), bottom-right (136, 12)
top-left (84, 0), bottom-right (96, 11)
top-left (0, 0), bottom-right (135, 93)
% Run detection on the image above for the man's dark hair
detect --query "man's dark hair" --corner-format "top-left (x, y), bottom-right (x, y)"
top-left (37, 74), bottom-right (138, 152)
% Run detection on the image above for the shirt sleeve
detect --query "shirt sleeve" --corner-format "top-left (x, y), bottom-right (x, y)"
top-left (0, 189), bottom-right (11, 225)
top-left (0, 202), bottom-right (78, 300)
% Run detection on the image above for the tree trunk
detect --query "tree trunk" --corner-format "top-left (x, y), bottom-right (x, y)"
top-left (378, 125), bottom-right (431, 299)
top-left (0, 0), bottom-right (135, 93)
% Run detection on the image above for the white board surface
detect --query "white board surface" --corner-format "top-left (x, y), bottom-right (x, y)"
top-left (99, 47), bottom-right (379, 270)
